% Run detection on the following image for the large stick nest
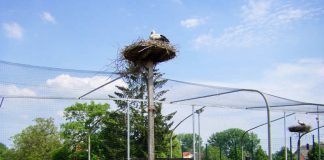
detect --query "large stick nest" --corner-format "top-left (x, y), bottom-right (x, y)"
top-left (288, 125), bottom-right (311, 133)
top-left (122, 39), bottom-right (177, 64)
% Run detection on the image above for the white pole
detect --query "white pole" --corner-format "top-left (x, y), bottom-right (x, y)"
top-left (192, 105), bottom-right (196, 160)
top-left (317, 106), bottom-right (320, 160)
top-left (198, 111), bottom-right (201, 160)
top-left (284, 112), bottom-right (287, 160)
top-left (127, 101), bottom-right (130, 160)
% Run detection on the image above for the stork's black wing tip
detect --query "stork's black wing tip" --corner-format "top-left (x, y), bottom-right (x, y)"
top-left (160, 35), bottom-right (170, 43)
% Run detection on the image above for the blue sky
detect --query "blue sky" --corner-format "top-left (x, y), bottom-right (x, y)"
top-left (1, 0), bottom-right (324, 153)
top-left (1, 0), bottom-right (323, 81)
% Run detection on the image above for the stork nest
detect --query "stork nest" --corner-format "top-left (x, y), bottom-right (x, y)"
top-left (122, 39), bottom-right (177, 64)
top-left (288, 125), bottom-right (311, 133)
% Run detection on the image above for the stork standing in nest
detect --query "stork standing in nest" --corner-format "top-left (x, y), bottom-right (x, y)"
top-left (298, 120), bottom-right (305, 126)
top-left (149, 30), bottom-right (169, 43)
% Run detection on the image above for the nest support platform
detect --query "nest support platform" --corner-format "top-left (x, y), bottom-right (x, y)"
top-left (288, 125), bottom-right (311, 133)
top-left (122, 40), bottom-right (176, 64)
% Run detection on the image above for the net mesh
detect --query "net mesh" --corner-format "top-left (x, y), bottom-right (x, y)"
top-left (0, 60), bottom-right (323, 156)
top-left (1, 60), bottom-right (323, 112)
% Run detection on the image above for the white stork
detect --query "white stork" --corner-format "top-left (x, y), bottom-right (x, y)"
top-left (149, 30), bottom-right (169, 43)
top-left (298, 120), bottom-right (305, 126)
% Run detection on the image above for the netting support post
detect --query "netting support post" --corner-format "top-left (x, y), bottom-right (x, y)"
top-left (256, 91), bottom-right (272, 160)
top-left (146, 61), bottom-right (155, 160)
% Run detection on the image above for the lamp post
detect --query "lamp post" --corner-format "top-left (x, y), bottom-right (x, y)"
top-left (192, 105), bottom-right (196, 160)
top-left (87, 117), bottom-right (106, 160)
top-left (195, 107), bottom-right (204, 160)
top-left (241, 113), bottom-right (295, 160)
top-left (170, 106), bottom-right (206, 158)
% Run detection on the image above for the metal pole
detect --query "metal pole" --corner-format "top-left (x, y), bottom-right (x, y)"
top-left (313, 135), bottom-right (315, 149)
top-left (170, 106), bottom-right (205, 158)
top-left (181, 142), bottom-right (184, 159)
top-left (219, 145), bottom-right (222, 160)
top-left (317, 105), bottom-right (320, 160)
top-left (193, 105), bottom-right (196, 160)
top-left (198, 111), bottom-right (201, 160)
top-left (205, 143), bottom-right (208, 160)
top-left (258, 91), bottom-right (272, 160)
top-left (127, 101), bottom-right (130, 160)
top-left (284, 112), bottom-right (287, 160)
top-left (146, 61), bottom-right (155, 160)
top-left (251, 138), bottom-right (254, 160)
top-left (88, 133), bottom-right (91, 160)
top-left (298, 133), bottom-right (301, 160)
top-left (170, 90), bottom-right (273, 159)
top-left (240, 113), bottom-right (294, 160)
top-left (289, 137), bottom-right (292, 160)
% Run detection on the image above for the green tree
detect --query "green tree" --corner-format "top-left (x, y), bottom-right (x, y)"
top-left (254, 146), bottom-right (268, 160)
top-left (51, 145), bottom-right (71, 160)
top-left (11, 118), bottom-right (61, 160)
top-left (169, 137), bottom-right (182, 158)
top-left (272, 147), bottom-right (296, 160)
top-left (208, 128), bottom-right (264, 160)
top-left (204, 145), bottom-right (228, 160)
top-left (308, 143), bottom-right (324, 160)
top-left (60, 101), bottom-right (109, 159)
top-left (176, 133), bottom-right (203, 153)
top-left (110, 68), bottom-right (176, 158)
top-left (0, 149), bottom-right (16, 160)
top-left (0, 143), bottom-right (7, 160)
top-left (96, 110), bottom-right (127, 159)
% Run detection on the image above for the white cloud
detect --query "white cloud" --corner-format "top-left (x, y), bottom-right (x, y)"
top-left (2, 22), bottom-right (23, 40)
top-left (45, 74), bottom-right (126, 97)
top-left (241, 0), bottom-right (273, 22)
top-left (217, 59), bottom-right (324, 103)
top-left (0, 85), bottom-right (36, 96)
top-left (41, 12), bottom-right (56, 24)
top-left (194, 0), bottom-right (321, 48)
top-left (255, 58), bottom-right (324, 102)
top-left (180, 18), bottom-right (205, 28)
